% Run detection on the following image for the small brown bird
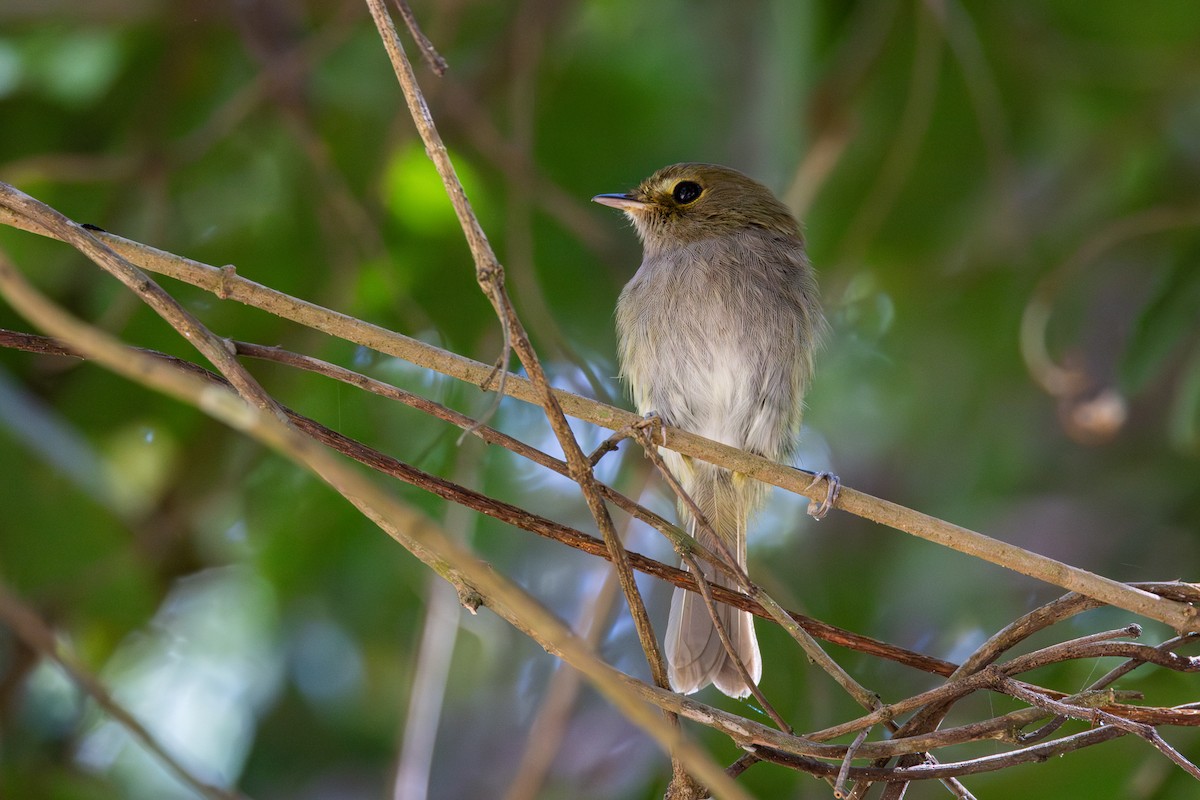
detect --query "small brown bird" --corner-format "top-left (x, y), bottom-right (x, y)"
top-left (594, 163), bottom-right (824, 697)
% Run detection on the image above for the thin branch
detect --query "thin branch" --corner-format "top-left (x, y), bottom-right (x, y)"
top-left (1020, 204), bottom-right (1200, 398)
top-left (724, 753), bottom-right (759, 780)
top-left (393, 440), bottom-right (483, 800)
top-left (868, 586), bottom-right (1197, 790)
top-left (0, 582), bottom-right (251, 800)
top-left (0, 184), bottom-right (285, 422)
top-left (749, 726), bottom-right (1129, 783)
top-left (2, 5), bottom-right (1197, 791)
top-left (835, 726), bottom-right (872, 798)
top-left (840, 0), bottom-right (942, 262)
top-left (627, 424), bottom-right (970, 800)
top-left (994, 674), bottom-right (1200, 781)
top-left (806, 626), bottom-right (1200, 745)
top-left (783, 0), bottom-right (901, 217)
top-left (503, 508), bottom-right (634, 800)
top-left (2, 220), bottom-right (1200, 786)
top-left (391, 0), bottom-right (447, 75)
top-left (680, 547), bottom-right (790, 730)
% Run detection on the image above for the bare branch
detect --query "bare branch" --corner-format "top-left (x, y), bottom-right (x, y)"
top-left (994, 675), bottom-right (1200, 781)
top-left (390, 0), bottom-right (447, 75)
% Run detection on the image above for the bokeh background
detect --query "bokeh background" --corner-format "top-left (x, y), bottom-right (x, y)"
top-left (2, 1), bottom-right (1199, 798)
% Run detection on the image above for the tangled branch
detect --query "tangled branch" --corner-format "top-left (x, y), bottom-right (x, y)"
top-left (5, 187), bottom-right (1200, 797)
top-left (1, 3), bottom-right (1198, 798)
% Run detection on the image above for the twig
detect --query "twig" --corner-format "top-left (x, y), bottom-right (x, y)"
top-left (840, 1), bottom-right (942, 262)
top-left (393, 440), bottom-right (483, 800)
top-left (390, 0), bottom-right (447, 75)
top-left (0, 185), bottom-right (286, 423)
top-left (18, 330), bottom-right (1200, 744)
top-left (994, 674), bottom-right (1200, 781)
top-left (7, 255), bottom-right (1198, 789)
top-left (724, 753), bottom-right (759, 779)
top-left (7, 326), bottom-right (1200, 782)
top-left (783, 0), bottom-right (901, 216)
top-left (503, 503), bottom-right (636, 800)
top-left (631, 426), bottom-right (747, 582)
top-left (1091, 634), bottom-right (1199, 691)
top-left (437, 77), bottom-right (614, 255)
top-left (1020, 204), bottom-right (1200, 399)
top-left (924, 0), bottom-right (1022, 249)
top-left (871, 595), bottom-right (1185, 795)
top-left (0, 582), bottom-right (251, 800)
top-left (835, 726), bottom-right (872, 798)
top-left (749, 726), bottom-right (1128, 782)
top-left (2, 325), bottom-right (958, 757)
top-left (588, 424), bottom-right (635, 466)
top-left (679, 549), bottom-right (790, 730)
top-left (39, 326), bottom-right (1152, 800)
top-left (805, 626), bottom-right (1196, 745)
top-left (227, 341), bottom-right (962, 677)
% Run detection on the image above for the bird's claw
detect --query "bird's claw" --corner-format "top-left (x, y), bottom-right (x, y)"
top-left (633, 411), bottom-right (667, 448)
top-left (805, 471), bottom-right (840, 519)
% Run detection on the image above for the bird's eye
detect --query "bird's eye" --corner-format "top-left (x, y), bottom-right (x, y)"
top-left (672, 181), bottom-right (702, 204)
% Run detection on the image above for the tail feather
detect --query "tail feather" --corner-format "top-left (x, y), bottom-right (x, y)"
top-left (665, 461), bottom-right (761, 697)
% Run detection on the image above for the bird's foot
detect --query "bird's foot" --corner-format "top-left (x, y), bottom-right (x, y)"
top-left (805, 471), bottom-right (841, 519)
top-left (632, 411), bottom-right (667, 448)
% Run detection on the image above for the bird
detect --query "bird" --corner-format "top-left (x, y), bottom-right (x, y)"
top-left (593, 163), bottom-right (826, 697)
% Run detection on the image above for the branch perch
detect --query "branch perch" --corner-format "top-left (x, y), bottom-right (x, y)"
top-left (0, 198), bottom-right (1192, 635)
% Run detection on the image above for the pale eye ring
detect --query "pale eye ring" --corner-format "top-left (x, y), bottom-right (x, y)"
top-left (672, 181), bottom-right (702, 204)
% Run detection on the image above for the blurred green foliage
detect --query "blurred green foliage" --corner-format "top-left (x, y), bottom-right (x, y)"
top-left (1, 1), bottom-right (1199, 798)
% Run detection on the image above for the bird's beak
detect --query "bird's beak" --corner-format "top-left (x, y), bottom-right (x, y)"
top-left (591, 193), bottom-right (649, 212)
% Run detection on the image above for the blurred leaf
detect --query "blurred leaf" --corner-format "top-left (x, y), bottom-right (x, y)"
top-left (836, 270), bottom-right (895, 342)
top-left (1120, 254), bottom-right (1200, 393)
top-left (1169, 343), bottom-right (1200, 452)
top-left (382, 141), bottom-right (486, 233)
top-left (20, 28), bottom-right (125, 107)
top-left (0, 40), bottom-right (20, 98)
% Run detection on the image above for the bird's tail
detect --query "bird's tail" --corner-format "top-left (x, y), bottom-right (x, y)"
top-left (665, 460), bottom-right (761, 698)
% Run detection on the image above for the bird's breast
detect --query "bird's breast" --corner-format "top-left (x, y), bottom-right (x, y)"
top-left (616, 249), bottom-right (804, 459)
